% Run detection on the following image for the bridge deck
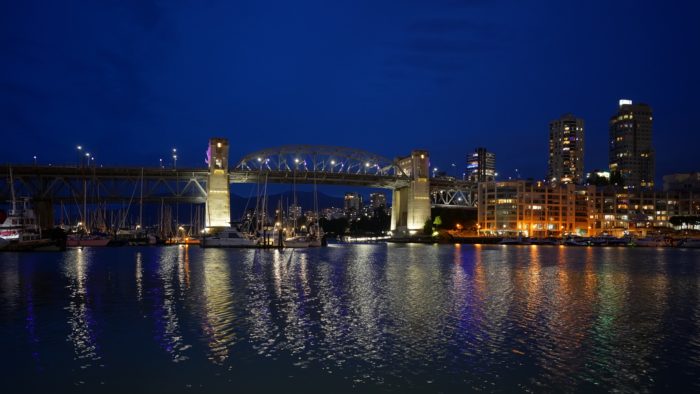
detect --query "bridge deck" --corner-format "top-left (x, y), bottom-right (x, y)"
top-left (0, 165), bottom-right (475, 206)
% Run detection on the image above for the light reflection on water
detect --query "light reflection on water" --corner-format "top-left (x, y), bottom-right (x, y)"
top-left (152, 246), bottom-right (190, 362)
top-left (199, 248), bottom-right (236, 365)
top-left (1, 244), bottom-right (700, 392)
top-left (63, 248), bottom-right (101, 368)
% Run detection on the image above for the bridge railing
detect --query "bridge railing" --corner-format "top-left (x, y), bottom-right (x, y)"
top-left (234, 145), bottom-right (410, 178)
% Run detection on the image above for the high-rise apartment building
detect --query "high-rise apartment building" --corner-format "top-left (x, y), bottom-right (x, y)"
top-left (466, 147), bottom-right (496, 182)
top-left (344, 192), bottom-right (362, 213)
top-left (609, 99), bottom-right (654, 189)
top-left (548, 114), bottom-right (584, 184)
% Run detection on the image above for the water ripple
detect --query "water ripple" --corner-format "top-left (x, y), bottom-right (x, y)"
top-left (2, 244), bottom-right (700, 391)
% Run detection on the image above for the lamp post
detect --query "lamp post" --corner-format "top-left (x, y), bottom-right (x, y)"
top-left (172, 148), bottom-right (177, 169)
top-left (159, 158), bottom-right (163, 169)
top-left (77, 145), bottom-right (82, 167)
top-left (33, 155), bottom-right (37, 166)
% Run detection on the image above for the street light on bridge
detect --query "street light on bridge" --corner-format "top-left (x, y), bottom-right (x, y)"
top-left (172, 148), bottom-right (177, 169)
top-left (76, 145), bottom-right (82, 167)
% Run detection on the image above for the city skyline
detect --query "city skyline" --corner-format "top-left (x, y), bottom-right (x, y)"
top-left (2, 1), bottom-right (700, 184)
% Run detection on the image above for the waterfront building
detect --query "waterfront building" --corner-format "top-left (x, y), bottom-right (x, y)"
top-left (466, 147), bottom-right (496, 182)
top-left (609, 99), bottom-right (655, 190)
top-left (588, 187), bottom-right (700, 235)
top-left (477, 180), bottom-right (593, 237)
top-left (477, 180), bottom-right (700, 238)
top-left (548, 114), bottom-right (585, 184)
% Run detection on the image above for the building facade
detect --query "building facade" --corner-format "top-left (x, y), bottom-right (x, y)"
top-left (478, 181), bottom-right (593, 238)
top-left (466, 147), bottom-right (496, 182)
top-left (548, 114), bottom-right (585, 184)
top-left (344, 192), bottom-right (362, 217)
top-left (609, 99), bottom-right (655, 190)
top-left (477, 180), bottom-right (700, 238)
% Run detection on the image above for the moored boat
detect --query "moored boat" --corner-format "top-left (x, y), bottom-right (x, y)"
top-left (0, 198), bottom-right (65, 252)
top-left (499, 236), bottom-right (530, 245)
top-left (201, 227), bottom-right (257, 248)
top-left (284, 235), bottom-right (311, 248)
top-left (530, 237), bottom-right (560, 245)
top-left (633, 237), bottom-right (667, 247)
top-left (563, 237), bottom-right (590, 246)
top-left (67, 234), bottom-right (112, 247)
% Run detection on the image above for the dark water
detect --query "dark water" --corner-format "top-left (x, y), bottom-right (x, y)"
top-left (1, 244), bottom-right (699, 393)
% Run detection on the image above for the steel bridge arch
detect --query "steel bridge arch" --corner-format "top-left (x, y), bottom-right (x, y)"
top-left (234, 145), bottom-right (408, 177)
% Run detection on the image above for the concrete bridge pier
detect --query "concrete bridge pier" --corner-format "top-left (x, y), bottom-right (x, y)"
top-left (391, 150), bottom-right (431, 236)
top-left (205, 138), bottom-right (232, 229)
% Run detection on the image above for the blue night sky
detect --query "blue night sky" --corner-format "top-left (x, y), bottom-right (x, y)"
top-left (2, 0), bottom-right (699, 183)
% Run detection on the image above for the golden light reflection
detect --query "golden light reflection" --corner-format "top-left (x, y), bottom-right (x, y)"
top-left (201, 249), bottom-right (236, 365)
top-left (64, 249), bottom-right (100, 365)
top-left (272, 249), bottom-right (312, 358)
top-left (157, 247), bottom-right (189, 362)
top-left (177, 244), bottom-right (190, 290)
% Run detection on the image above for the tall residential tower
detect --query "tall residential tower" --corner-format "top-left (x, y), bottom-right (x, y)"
top-left (609, 99), bottom-right (654, 189)
top-left (466, 147), bottom-right (496, 182)
top-left (548, 114), bottom-right (585, 184)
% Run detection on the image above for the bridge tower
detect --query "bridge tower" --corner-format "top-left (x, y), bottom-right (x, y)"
top-left (391, 150), bottom-right (431, 235)
top-left (205, 138), bottom-right (231, 228)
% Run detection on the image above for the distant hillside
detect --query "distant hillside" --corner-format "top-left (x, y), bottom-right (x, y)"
top-left (230, 190), bottom-right (344, 219)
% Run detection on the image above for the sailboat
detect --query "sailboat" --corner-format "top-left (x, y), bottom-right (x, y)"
top-left (284, 164), bottom-right (325, 248)
top-left (283, 165), bottom-right (312, 248)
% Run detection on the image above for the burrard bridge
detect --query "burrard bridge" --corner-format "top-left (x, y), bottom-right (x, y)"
top-left (0, 138), bottom-right (476, 233)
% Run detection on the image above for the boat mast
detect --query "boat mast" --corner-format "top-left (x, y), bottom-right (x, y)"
top-left (139, 167), bottom-right (144, 230)
top-left (83, 177), bottom-right (88, 232)
top-left (9, 166), bottom-right (17, 213)
top-left (293, 168), bottom-right (297, 235)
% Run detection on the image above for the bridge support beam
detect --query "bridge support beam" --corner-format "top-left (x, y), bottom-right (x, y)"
top-left (391, 150), bottom-right (431, 235)
top-left (205, 138), bottom-right (231, 229)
